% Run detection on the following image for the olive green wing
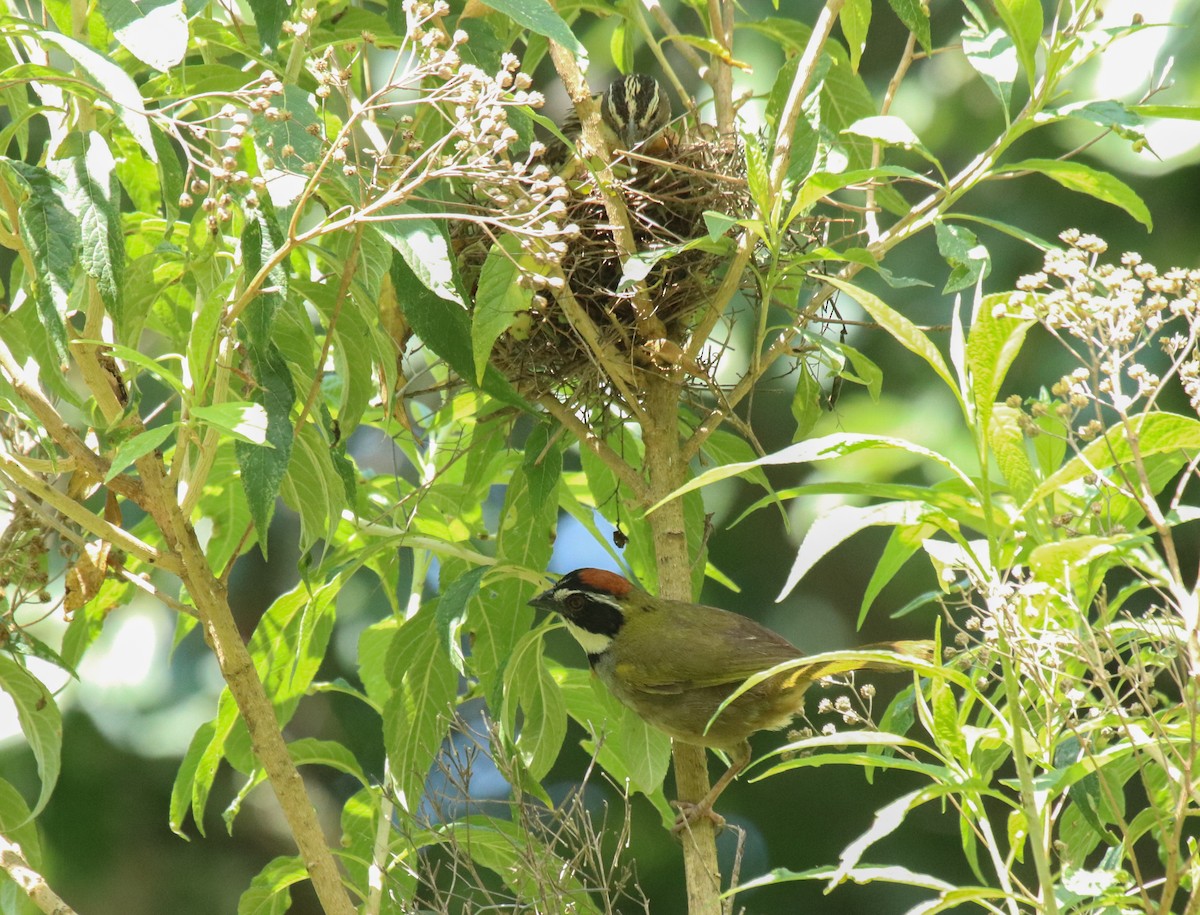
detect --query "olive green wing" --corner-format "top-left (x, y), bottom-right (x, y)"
top-left (612, 602), bottom-right (805, 694)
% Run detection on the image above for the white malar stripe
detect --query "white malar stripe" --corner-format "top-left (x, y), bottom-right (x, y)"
top-left (564, 619), bottom-right (613, 656)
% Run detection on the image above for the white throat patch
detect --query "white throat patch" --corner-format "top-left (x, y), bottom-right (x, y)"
top-left (564, 619), bottom-right (613, 656)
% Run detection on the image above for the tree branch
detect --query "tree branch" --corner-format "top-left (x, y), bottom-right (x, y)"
top-left (0, 835), bottom-right (78, 915)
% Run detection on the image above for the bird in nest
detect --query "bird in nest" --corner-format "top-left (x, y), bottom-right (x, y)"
top-left (551, 73), bottom-right (672, 162)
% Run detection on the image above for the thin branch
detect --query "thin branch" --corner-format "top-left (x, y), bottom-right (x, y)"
top-left (533, 394), bottom-right (648, 502)
top-left (546, 41), bottom-right (666, 341)
top-left (0, 456), bottom-right (182, 575)
top-left (0, 835), bottom-right (77, 915)
top-left (0, 337), bottom-right (145, 508)
top-left (685, 0), bottom-right (845, 364)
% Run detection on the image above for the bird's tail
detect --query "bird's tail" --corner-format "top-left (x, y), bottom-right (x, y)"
top-left (782, 640), bottom-right (935, 688)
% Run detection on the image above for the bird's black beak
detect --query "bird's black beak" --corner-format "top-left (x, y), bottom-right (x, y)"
top-left (528, 585), bottom-right (556, 613)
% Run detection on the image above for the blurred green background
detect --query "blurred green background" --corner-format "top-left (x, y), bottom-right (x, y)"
top-left (3, 0), bottom-right (1199, 911)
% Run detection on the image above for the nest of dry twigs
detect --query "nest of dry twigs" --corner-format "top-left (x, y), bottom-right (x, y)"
top-left (454, 131), bottom-right (788, 406)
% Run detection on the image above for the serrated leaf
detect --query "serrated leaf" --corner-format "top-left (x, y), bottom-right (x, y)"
top-left (790, 361), bottom-right (822, 440)
top-left (240, 207), bottom-right (287, 346)
top-left (98, 0), bottom-right (187, 71)
top-left (504, 631), bottom-right (567, 779)
top-left (997, 158), bottom-right (1151, 230)
top-left (235, 343), bottom-right (295, 546)
top-left (249, 576), bottom-right (341, 725)
top-left (473, 236), bottom-right (533, 383)
top-left (390, 251), bottom-right (526, 409)
top-left (383, 605), bottom-right (458, 813)
top-left (558, 669), bottom-right (672, 800)
top-left (965, 295), bottom-right (1034, 428)
top-left (169, 721), bottom-right (214, 837)
top-left (285, 738), bottom-right (368, 785)
top-left (279, 423), bottom-right (346, 554)
top-left (245, 0), bottom-right (286, 51)
top-left (59, 132), bottom-right (124, 323)
top-left (11, 162), bottom-right (78, 359)
top-left (376, 208), bottom-right (463, 306)
top-left (987, 403), bottom-right (1038, 502)
top-left (1025, 413), bottom-right (1200, 508)
top-left (0, 656), bottom-right (62, 823)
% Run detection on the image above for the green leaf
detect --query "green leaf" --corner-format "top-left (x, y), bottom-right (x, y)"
top-left (383, 604), bottom-right (459, 813)
top-left (992, 0), bottom-right (1043, 90)
top-left (236, 855), bottom-right (306, 915)
top-left (473, 236), bottom-right (533, 383)
top-left (0, 777), bottom-right (40, 868)
top-left (779, 501), bottom-right (931, 601)
top-left (935, 221), bottom-right (990, 294)
top-left (469, 447), bottom-right (558, 717)
top-left (235, 343), bottom-right (295, 546)
top-left (1128, 104), bottom-right (1200, 121)
top-left (475, 0), bottom-right (585, 61)
top-left (964, 295), bottom-right (1034, 428)
top-left (790, 362), bottom-right (822, 440)
top-left (190, 403), bottom-right (271, 445)
top-left (987, 403), bottom-right (1038, 502)
top-left (830, 788), bottom-right (927, 889)
top-left (788, 166), bottom-right (926, 219)
top-left (97, 0), bottom-right (187, 71)
top-left (37, 30), bottom-right (156, 160)
top-left (245, 0), bottom-right (287, 51)
top-left (822, 276), bottom-right (961, 403)
top-left (437, 566), bottom-right (488, 676)
top-left (558, 668), bottom-right (672, 802)
top-left (170, 719), bottom-right (217, 837)
top-left (59, 132), bottom-right (124, 324)
top-left (652, 432), bottom-right (974, 515)
top-left (390, 251), bottom-right (526, 409)
top-left (0, 656), bottom-right (61, 823)
top-left (1055, 100), bottom-right (1144, 143)
top-left (886, 0), bottom-right (931, 54)
top-left (1024, 413), bottom-right (1200, 509)
top-left (504, 629), bottom-right (568, 779)
top-left (10, 162), bottom-right (78, 359)
top-left (375, 208), bottom-right (463, 306)
top-left (962, 22), bottom-right (1017, 112)
top-left (105, 423), bottom-right (177, 482)
top-left (844, 117), bottom-right (942, 177)
top-left (523, 422), bottom-right (562, 508)
top-left (841, 0), bottom-right (871, 71)
top-left (285, 738), bottom-right (368, 786)
top-left (240, 207), bottom-right (287, 347)
top-left (248, 575), bottom-right (341, 727)
top-left (859, 523), bottom-right (938, 626)
top-left (279, 424), bottom-right (347, 555)
top-left (997, 158), bottom-right (1151, 230)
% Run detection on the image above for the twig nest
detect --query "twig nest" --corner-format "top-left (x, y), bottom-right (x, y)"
top-left (454, 131), bottom-right (763, 405)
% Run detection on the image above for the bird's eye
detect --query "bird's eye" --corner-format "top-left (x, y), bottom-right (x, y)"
top-left (564, 594), bottom-right (586, 612)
